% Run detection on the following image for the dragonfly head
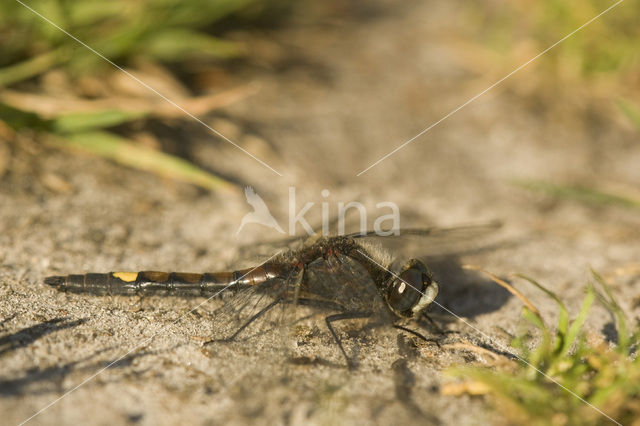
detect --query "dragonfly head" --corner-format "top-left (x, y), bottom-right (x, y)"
top-left (385, 259), bottom-right (438, 318)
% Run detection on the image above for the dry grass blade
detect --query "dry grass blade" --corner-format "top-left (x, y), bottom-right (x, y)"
top-left (441, 380), bottom-right (492, 396)
top-left (154, 83), bottom-right (260, 118)
top-left (0, 83), bottom-right (259, 119)
top-left (48, 131), bottom-right (238, 194)
top-left (442, 341), bottom-right (512, 366)
top-left (462, 264), bottom-right (542, 320)
top-left (1, 97), bottom-right (241, 194)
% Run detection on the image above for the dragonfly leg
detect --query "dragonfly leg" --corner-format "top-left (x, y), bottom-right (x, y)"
top-left (421, 312), bottom-right (457, 336)
top-left (325, 311), bottom-right (370, 370)
top-left (393, 324), bottom-right (440, 347)
top-left (393, 324), bottom-right (428, 341)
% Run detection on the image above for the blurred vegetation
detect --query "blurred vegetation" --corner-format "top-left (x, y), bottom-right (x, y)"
top-left (464, 0), bottom-right (639, 92)
top-left (512, 179), bottom-right (640, 210)
top-left (447, 271), bottom-right (640, 426)
top-left (0, 0), bottom-right (292, 192)
top-left (0, 0), bottom-right (291, 86)
top-left (1, 0), bottom-right (639, 192)
top-left (467, 0), bottom-right (640, 209)
top-left (463, 0), bottom-right (640, 152)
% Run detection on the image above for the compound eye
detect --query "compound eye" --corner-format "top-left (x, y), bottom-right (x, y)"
top-left (387, 267), bottom-right (426, 314)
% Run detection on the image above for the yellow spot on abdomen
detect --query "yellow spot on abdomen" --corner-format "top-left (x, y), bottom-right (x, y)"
top-left (113, 272), bottom-right (138, 282)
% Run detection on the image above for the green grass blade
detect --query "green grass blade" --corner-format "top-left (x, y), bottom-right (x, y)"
top-left (53, 109), bottom-right (148, 133)
top-left (521, 306), bottom-right (546, 331)
top-left (520, 306), bottom-right (552, 378)
top-left (588, 376), bottom-right (627, 408)
top-left (53, 131), bottom-right (236, 193)
top-left (559, 285), bottom-right (594, 358)
top-left (515, 274), bottom-right (570, 339)
top-left (143, 29), bottom-right (245, 61)
top-left (0, 102), bottom-right (51, 131)
top-left (511, 179), bottom-right (640, 210)
top-left (591, 269), bottom-right (629, 352)
top-left (618, 98), bottom-right (640, 130)
top-left (0, 48), bottom-right (71, 88)
top-left (446, 269), bottom-right (640, 425)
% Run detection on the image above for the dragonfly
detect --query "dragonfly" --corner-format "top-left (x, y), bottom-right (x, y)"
top-left (44, 224), bottom-right (499, 368)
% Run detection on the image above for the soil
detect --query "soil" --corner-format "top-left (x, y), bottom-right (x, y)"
top-left (1, 1), bottom-right (639, 425)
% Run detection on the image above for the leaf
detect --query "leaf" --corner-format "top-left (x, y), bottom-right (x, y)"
top-left (51, 131), bottom-right (237, 193)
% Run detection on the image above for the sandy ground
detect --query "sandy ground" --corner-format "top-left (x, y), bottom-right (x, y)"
top-left (1, 1), bottom-right (639, 425)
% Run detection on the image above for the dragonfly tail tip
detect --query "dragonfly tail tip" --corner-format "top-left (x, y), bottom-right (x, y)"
top-left (44, 276), bottom-right (64, 287)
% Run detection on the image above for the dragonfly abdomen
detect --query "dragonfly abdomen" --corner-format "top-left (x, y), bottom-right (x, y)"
top-left (44, 263), bottom-right (284, 296)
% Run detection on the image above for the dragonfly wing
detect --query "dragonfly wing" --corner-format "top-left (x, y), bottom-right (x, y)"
top-left (302, 252), bottom-right (389, 318)
top-left (350, 221), bottom-right (504, 259)
top-left (196, 269), bottom-right (306, 383)
top-left (199, 270), bottom-right (296, 344)
top-left (233, 235), bottom-right (306, 267)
